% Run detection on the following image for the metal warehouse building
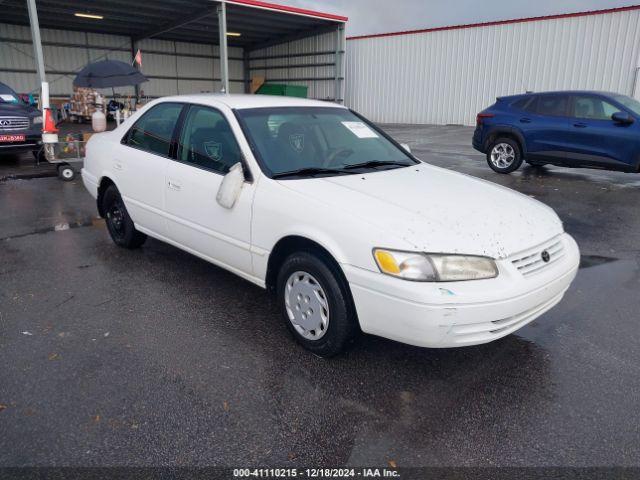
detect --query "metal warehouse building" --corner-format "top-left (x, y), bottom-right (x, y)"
top-left (0, 0), bottom-right (347, 102)
top-left (345, 5), bottom-right (640, 125)
top-left (1, 2), bottom-right (640, 127)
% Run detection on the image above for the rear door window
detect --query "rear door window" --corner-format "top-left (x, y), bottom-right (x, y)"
top-left (535, 95), bottom-right (569, 117)
top-left (125, 102), bottom-right (183, 157)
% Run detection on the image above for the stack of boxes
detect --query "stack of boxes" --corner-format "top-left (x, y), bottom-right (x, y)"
top-left (69, 87), bottom-right (104, 120)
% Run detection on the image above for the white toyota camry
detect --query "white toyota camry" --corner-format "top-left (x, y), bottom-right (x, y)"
top-left (82, 94), bottom-right (580, 356)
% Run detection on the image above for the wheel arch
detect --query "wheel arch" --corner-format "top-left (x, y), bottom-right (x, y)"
top-left (485, 127), bottom-right (527, 157)
top-left (96, 176), bottom-right (116, 217)
top-left (265, 235), bottom-right (349, 295)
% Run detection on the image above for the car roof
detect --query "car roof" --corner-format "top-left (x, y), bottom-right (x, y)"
top-left (156, 93), bottom-right (347, 110)
top-left (523, 90), bottom-right (622, 97)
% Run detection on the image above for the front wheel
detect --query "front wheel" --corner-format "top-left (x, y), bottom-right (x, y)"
top-left (57, 164), bottom-right (76, 182)
top-left (101, 185), bottom-right (147, 249)
top-left (487, 138), bottom-right (523, 174)
top-left (276, 252), bottom-right (357, 357)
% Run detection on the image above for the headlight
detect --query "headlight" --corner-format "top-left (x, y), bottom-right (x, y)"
top-left (373, 248), bottom-right (498, 282)
top-left (32, 116), bottom-right (43, 125)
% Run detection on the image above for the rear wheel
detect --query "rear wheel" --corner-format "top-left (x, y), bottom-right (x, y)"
top-left (102, 184), bottom-right (147, 249)
top-left (487, 137), bottom-right (523, 174)
top-left (276, 251), bottom-right (357, 357)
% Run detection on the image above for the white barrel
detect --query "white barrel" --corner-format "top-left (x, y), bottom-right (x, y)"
top-left (92, 110), bottom-right (107, 132)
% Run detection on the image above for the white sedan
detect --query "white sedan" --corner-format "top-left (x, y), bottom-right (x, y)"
top-left (82, 94), bottom-right (580, 356)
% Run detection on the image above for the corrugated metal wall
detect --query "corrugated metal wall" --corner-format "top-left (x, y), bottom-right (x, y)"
top-left (136, 38), bottom-right (245, 97)
top-left (0, 22), bottom-right (244, 98)
top-left (249, 28), bottom-right (345, 102)
top-left (345, 8), bottom-right (640, 125)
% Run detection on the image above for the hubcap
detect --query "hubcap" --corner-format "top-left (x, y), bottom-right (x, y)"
top-left (106, 200), bottom-right (125, 238)
top-left (61, 168), bottom-right (74, 179)
top-left (490, 143), bottom-right (515, 169)
top-left (284, 271), bottom-right (329, 340)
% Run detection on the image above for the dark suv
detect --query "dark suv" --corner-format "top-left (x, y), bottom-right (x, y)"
top-left (0, 81), bottom-right (43, 158)
top-left (473, 91), bottom-right (640, 174)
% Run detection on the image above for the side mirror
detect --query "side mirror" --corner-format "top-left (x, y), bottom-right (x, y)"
top-left (612, 111), bottom-right (634, 125)
top-left (216, 162), bottom-right (244, 209)
top-left (401, 143), bottom-right (412, 154)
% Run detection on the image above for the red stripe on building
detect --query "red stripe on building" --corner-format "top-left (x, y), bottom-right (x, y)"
top-left (347, 4), bottom-right (640, 40)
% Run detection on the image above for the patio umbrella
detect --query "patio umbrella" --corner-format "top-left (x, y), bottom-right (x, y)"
top-left (73, 60), bottom-right (148, 89)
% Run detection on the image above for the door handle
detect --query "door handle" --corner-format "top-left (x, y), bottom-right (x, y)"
top-left (520, 117), bottom-right (532, 123)
top-left (573, 123), bottom-right (588, 128)
top-left (167, 180), bottom-right (182, 191)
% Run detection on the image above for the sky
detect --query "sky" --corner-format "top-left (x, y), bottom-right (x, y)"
top-left (277, 0), bottom-right (637, 36)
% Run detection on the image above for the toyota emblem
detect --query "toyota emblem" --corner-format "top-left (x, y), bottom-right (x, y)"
top-left (541, 250), bottom-right (550, 263)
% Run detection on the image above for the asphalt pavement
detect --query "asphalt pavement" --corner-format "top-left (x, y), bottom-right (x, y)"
top-left (1, 125), bottom-right (639, 468)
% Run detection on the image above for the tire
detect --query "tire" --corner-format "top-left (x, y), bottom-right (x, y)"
top-left (276, 251), bottom-right (357, 357)
top-left (57, 164), bottom-right (76, 182)
top-left (486, 137), bottom-right (523, 174)
top-left (32, 149), bottom-right (45, 162)
top-left (101, 184), bottom-right (147, 249)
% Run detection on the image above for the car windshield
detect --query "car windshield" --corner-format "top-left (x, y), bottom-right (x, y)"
top-left (0, 83), bottom-right (20, 104)
top-left (235, 107), bottom-right (416, 178)
top-left (612, 94), bottom-right (640, 117)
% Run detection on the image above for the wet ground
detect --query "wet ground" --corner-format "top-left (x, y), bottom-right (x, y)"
top-left (1, 125), bottom-right (639, 467)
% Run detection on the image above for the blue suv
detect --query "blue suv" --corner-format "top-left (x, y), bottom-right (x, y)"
top-left (473, 91), bottom-right (640, 174)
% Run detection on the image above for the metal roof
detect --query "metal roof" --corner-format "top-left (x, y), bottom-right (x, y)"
top-left (1, 0), bottom-right (347, 50)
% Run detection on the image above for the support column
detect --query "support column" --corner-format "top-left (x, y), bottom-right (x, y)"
top-left (217, 1), bottom-right (229, 94)
top-left (334, 24), bottom-right (344, 103)
top-left (243, 49), bottom-right (251, 94)
top-left (26, 0), bottom-right (46, 91)
top-left (131, 37), bottom-right (141, 100)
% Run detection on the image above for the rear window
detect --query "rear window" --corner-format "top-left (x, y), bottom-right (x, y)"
top-left (125, 102), bottom-right (183, 157)
top-left (511, 97), bottom-right (534, 111)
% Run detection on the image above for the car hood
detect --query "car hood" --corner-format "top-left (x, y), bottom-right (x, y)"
top-left (278, 163), bottom-right (564, 259)
top-left (0, 102), bottom-right (40, 117)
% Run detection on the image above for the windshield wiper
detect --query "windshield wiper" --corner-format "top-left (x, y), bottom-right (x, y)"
top-left (272, 167), bottom-right (351, 179)
top-left (343, 160), bottom-right (414, 170)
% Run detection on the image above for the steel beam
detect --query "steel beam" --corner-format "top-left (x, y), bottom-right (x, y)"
top-left (133, 6), bottom-right (218, 42)
top-left (217, 1), bottom-right (229, 93)
top-left (243, 49), bottom-right (251, 93)
top-left (26, 0), bottom-right (46, 84)
top-left (246, 24), bottom-right (338, 52)
top-left (334, 24), bottom-right (344, 104)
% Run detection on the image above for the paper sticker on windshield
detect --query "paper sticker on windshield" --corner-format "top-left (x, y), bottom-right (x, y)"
top-left (341, 121), bottom-right (379, 139)
top-left (0, 94), bottom-right (17, 102)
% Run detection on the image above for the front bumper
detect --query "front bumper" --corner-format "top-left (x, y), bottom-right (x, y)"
top-left (81, 168), bottom-right (99, 199)
top-left (0, 134), bottom-right (42, 154)
top-left (343, 233), bottom-right (580, 348)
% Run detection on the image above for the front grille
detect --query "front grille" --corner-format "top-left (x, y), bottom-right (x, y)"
top-left (0, 116), bottom-right (30, 131)
top-left (510, 236), bottom-right (565, 277)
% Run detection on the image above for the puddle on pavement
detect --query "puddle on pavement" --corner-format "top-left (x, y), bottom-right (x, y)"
top-left (579, 255), bottom-right (618, 269)
top-left (1, 217), bottom-right (101, 241)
